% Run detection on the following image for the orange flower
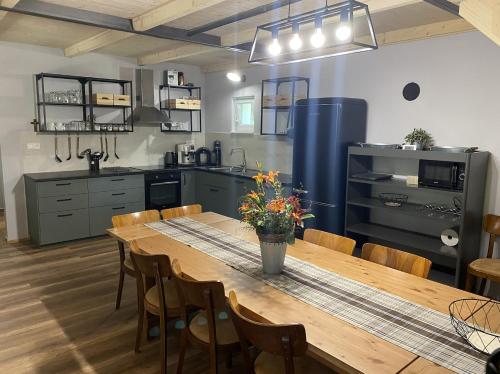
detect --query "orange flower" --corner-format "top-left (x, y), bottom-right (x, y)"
top-left (266, 199), bottom-right (286, 213)
top-left (267, 170), bottom-right (279, 183)
top-left (239, 203), bottom-right (250, 212)
top-left (292, 211), bottom-right (302, 224)
top-left (248, 191), bottom-right (259, 200)
top-left (252, 172), bottom-right (268, 183)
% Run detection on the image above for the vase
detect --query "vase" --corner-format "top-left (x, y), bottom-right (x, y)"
top-left (257, 232), bottom-right (287, 274)
top-left (413, 142), bottom-right (423, 150)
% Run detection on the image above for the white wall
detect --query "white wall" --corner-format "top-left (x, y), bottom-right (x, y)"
top-left (0, 42), bottom-right (205, 241)
top-left (205, 31), bottom-right (500, 226)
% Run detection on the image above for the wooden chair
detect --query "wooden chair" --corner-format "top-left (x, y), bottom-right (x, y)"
top-left (129, 246), bottom-right (181, 374)
top-left (111, 210), bottom-right (160, 310)
top-left (303, 228), bottom-right (356, 256)
top-left (171, 259), bottom-right (239, 374)
top-left (161, 204), bottom-right (202, 220)
top-left (228, 291), bottom-right (332, 374)
top-left (465, 214), bottom-right (500, 295)
top-left (361, 243), bottom-right (432, 279)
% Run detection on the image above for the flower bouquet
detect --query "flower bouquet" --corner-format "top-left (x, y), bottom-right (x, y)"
top-left (239, 163), bottom-right (313, 274)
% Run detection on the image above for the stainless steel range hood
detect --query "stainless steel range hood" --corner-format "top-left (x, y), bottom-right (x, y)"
top-left (129, 69), bottom-right (170, 124)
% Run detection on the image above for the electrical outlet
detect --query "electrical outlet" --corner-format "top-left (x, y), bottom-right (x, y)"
top-left (27, 142), bottom-right (41, 150)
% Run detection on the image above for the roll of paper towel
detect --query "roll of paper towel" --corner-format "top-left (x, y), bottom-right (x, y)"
top-left (441, 227), bottom-right (460, 247)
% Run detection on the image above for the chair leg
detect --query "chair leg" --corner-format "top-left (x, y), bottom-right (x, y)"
top-left (115, 268), bottom-right (125, 310)
top-left (224, 351), bottom-right (233, 369)
top-left (135, 309), bottom-right (145, 353)
top-left (160, 314), bottom-right (168, 374)
top-left (176, 329), bottom-right (189, 374)
top-left (478, 278), bottom-right (487, 296)
top-left (465, 272), bottom-right (474, 292)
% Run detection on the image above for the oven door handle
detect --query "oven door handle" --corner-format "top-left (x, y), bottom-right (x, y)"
top-left (150, 181), bottom-right (180, 186)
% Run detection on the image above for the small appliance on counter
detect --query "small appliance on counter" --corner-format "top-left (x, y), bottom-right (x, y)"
top-left (213, 140), bottom-right (222, 167)
top-left (176, 142), bottom-right (195, 166)
top-left (164, 151), bottom-right (178, 168)
top-left (79, 148), bottom-right (102, 173)
top-left (195, 147), bottom-right (212, 166)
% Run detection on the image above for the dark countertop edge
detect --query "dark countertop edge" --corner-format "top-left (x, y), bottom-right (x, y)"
top-left (23, 166), bottom-right (292, 185)
top-left (24, 169), bottom-right (144, 182)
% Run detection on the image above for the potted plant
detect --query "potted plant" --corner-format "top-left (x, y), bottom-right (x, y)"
top-left (404, 128), bottom-right (433, 150)
top-left (239, 163), bottom-right (313, 274)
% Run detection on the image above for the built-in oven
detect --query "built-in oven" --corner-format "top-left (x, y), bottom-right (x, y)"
top-left (418, 160), bottom-right (465, 191)
top-left (144, 170), bottom-right (181, 210)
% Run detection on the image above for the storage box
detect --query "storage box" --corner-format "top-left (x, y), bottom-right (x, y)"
top-left (113, 94), bottom-right (130, 106)
top-left (164, 99), bottom-right (190, 109)
top-left (262, 95), bottom-right (277, 107)
top-left (92, 93), bottom-right (114, 105)
top-left (188, 99), bottom-right (201, 110)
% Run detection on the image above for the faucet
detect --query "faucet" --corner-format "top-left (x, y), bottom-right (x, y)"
top-left (230, 147), bottom-right (247, 172)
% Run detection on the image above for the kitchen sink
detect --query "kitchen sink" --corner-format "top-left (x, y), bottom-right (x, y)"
top-left (207, 167), bottom-right (232, 171)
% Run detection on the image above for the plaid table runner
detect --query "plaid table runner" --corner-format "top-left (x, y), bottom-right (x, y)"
top-left (146, 217), bottom-right (488, 374)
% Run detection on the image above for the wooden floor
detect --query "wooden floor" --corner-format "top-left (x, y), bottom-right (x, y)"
top-left (0, 219), bottom-right (245, 373)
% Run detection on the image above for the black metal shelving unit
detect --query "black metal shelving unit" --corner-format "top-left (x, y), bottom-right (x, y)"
top-left (345, 147), bottom-right (490, 288)
top-left (159, 84), bottom-right (202, 133)
top-left (34, 73), bottom-right (134, 133)
top-left (260, 76), bottom-right (309, 136)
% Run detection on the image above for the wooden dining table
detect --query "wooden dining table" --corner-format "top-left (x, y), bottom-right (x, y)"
top-left (107, 212), bottom-right (486, 374)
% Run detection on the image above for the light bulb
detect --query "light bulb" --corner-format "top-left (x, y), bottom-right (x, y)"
top-left (268, 38), bottom-right (282, 56)
top-left (335, 25), bottom-right (352, 41)
top-left (310, 28), bottom-right (325, 48)
top-left (289, 33), bottom-right (302, 51)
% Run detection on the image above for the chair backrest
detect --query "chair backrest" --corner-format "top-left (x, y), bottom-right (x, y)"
top-left (228, 291), bottom-right (307, 374)
top-left (112, 209), bottom-right (160, 228)
top-left (161, 204), bottom-right (202, 220)
top-left (485, 214), bottom-right (500, 258)
top-left (361, 243), bottom-right (432, 278)
top-left (303, 228), bottom-right (356, 256)
top-left (171, 259), bottom-right (226, 310)
top-left (129, 244), bottom-right (173, 315)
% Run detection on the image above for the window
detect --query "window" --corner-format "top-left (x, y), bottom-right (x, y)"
top-left (232, 96), bottom-right (255, 133)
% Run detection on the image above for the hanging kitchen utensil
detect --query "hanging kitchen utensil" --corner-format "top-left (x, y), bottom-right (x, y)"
top-left (114, 133), bottom-right (119, 159)
top-left (99, 133), bottom-right (104, 160)
top-left (54, 134), bottom-right (62, 163)
top-left (104, 133), bottom-right (109, 162)
top-left (76, 135), bottom-right (85, 159)
top-left (66, 134), bottom-right (72, 161)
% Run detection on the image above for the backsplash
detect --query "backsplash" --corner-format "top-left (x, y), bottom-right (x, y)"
top-left (205, 132), bottom-right (293, 174)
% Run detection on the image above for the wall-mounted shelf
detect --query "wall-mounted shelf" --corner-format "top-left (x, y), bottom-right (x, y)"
top-left (159, 84), bottom-right (202, 133)
top-left (345, 146), bottom-right (490, 288)
top-left (260, 76), bottom-right (309, 136)
top-left (34, 73), bottom-right (134, 133)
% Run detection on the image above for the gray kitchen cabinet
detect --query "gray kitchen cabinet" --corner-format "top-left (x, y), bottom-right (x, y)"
top-left (25, 176), bottom-right (90, 246)
top-left (228, 177), bottom-right (254, 219)
top-left (25, 173), bottom-right (145, 245)
top-left (181, 170), bottom-right (197, 206)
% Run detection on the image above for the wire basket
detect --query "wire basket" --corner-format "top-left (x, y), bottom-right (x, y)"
top-left (378, 193), bottom-right (408, 207)
top-left (449, 298), bottom-right (500, 355)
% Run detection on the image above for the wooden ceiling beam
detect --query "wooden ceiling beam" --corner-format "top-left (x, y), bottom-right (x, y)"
top-left (132, 0), bottom-right (228, 32)
top-left (0, 0), bottom-right (20, 22)
top-left (64, 30), bottom-right (131, 57)
top-left (459, 0), bottom-right (500, 46)
top-left (138, 44), bottom-right (216, 65)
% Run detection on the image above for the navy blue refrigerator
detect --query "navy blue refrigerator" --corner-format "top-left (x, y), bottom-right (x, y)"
top-left (292, 98), bottom-right (367, 235)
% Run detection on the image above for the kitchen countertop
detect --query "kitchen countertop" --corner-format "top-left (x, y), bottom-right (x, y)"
top-left (24, 165), bottom-right (292, 185)
top-left (24, 167), bottom-right (144, 182)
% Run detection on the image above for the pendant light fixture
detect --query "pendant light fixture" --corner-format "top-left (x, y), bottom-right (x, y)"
top-left (249, 0), bottom-right (377, 65)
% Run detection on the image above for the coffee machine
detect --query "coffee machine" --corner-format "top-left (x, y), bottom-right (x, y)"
top-left (176, 142), bottom-right (195, 166)
top-left (80, 149), bottom-right (102, 173)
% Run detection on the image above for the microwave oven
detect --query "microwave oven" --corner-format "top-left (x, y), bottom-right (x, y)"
top-left (418, 160), bottom-right (465, 191)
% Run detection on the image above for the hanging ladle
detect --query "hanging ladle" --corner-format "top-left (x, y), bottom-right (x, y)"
top-left (103, 133), bottom-right (109, 162)
top-left (76, 135), bottom-right (85, 159)
top-left (66, 134), bottom-right (72, 161)
top-left (54, 133), bottom-right (62, 163)
top-left (114, 133), bottom-right (119, 159)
